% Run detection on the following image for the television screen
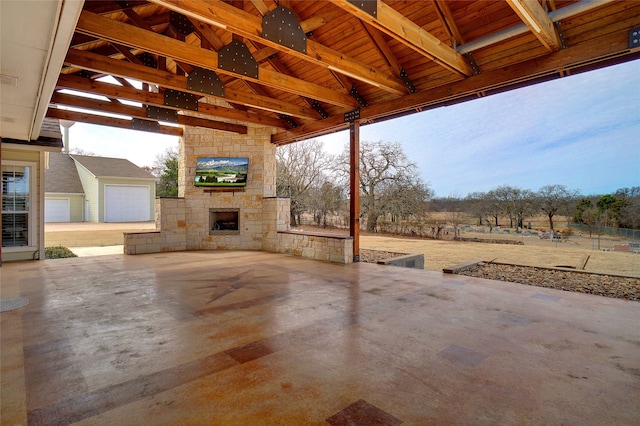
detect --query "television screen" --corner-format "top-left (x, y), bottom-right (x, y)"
top-left (194, 157), bottom-right (249, 187)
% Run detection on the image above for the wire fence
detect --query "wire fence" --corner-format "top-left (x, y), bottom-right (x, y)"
top-left (568, 223), bottom-right (640, 241)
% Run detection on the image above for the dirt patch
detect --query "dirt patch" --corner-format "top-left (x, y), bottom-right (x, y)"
top-left (44, 222), bottom-right (155, 247)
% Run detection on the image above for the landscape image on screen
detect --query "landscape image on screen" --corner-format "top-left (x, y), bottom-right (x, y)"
top-left (194, 157), bottom-right (249, 187)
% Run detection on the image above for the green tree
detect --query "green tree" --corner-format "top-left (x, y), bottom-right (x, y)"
top-left (573, 198), bottom-right (593, 224)
top-left (596, 194), bottom-right (631, 227)
top-left (153, 146), bottom-right (179, 197)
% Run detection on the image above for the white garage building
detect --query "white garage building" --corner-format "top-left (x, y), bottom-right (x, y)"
top-left (45, 153), bottom-right (156, 223)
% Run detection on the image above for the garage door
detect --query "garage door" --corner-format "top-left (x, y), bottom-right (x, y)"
top-left (45, 198), bottom-right (70, 222)
top-left (104, 185), bottom-right (150, 222)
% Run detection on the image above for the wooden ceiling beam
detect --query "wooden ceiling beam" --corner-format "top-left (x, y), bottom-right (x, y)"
top-left (56, 74), bottom-right (287, 129)
top-left (432, 0), bottom-right (466, 46)
top-left (148, 0), bottom-right (409, 95)
top-left (64, 48), bottom-right (319, 120)
top-left (75, 10), bottom-right (358, 108)
top-left (50, 92), bottom-right (248, 134)
top-left (272, 29), bottom-right (636, 144)
top-left (47, 108), bottom-right (184, 136)
top-left (331, 0), bottom-right (473, 76)
top-left (360, 22), bottom-right (403, 76)
top-left (506, 0), bottom-right (562, 51)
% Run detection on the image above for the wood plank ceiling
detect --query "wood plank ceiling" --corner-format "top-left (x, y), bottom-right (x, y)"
top-left (49, 0), bottom-right (640, 145)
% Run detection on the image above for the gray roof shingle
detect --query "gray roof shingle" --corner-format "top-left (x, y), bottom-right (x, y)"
top-left (45, 153), bottom-right (84, 193)
top-left (71, 155), bottom-right (156, 179)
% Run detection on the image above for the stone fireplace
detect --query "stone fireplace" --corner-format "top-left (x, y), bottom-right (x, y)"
top-left (124, 124), bottom-right (353, 263)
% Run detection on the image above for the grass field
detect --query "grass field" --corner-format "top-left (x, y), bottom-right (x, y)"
top-left (44, 220), bottom-right (639, 276)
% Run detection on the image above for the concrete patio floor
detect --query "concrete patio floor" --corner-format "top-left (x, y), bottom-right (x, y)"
top-left (1, 251), bottom-right (639, 425)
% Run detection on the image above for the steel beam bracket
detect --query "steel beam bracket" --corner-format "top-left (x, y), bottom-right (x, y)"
top-left (465, 53), bottom-right (480, 75)
top-left (146, 106), bottom-right (179, 123)
top-left (350, 86), bottom-right (368, 107)
top-left (629, 27), bottom-right (640, 51)
top-left (344, 109), bottom-right (360, 123)
top-left (280, 115), bottom-right (298, 128)
top-left (218, 40), bottom-right (259, 79)
top-left (170, 11), bottom-right (195, 36)
top-left (348, 0), bottom-right (377, 18)
top-left (164, 89), bottom-right (199, 111)
top-left (311, 101), bottom-right (329, 119)
top-left (262, 6), bottom-right (307, 54)
top-left (131, 118), bottom-right (160, 132)
top-left (556, 22), bottom-right (567, 49)
top-left (138, 52), bottom-right (157, 69)
top-left (400, 68), bottom-right (417, 93)
top-left (188, 68), bottom-right (225, 97)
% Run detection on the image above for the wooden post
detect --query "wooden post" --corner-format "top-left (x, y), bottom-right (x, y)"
top-left (349, 120), bottom-right (360, 262)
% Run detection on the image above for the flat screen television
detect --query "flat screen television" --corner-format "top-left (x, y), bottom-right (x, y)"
top-left (194, 157), bottom-right (249, 188)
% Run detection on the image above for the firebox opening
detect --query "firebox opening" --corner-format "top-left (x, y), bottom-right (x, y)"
top-left (209, 209), bottom-right (240, 235)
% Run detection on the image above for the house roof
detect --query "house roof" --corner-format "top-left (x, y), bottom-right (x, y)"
top-left (45, 153), bottom-right (85, 194)
top-left (1, 118), bottom-right (64, 149)
top-left (70, 154), bottom-right (156, 180)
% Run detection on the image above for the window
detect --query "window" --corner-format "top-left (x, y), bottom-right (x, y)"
top-left (2, 164), bottom-right (31, 247)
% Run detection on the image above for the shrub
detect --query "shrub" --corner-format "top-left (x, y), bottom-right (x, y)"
top-left (45, 246), bottom-right (78, 259)
top-left (561, 227), bottom-right (574, 236)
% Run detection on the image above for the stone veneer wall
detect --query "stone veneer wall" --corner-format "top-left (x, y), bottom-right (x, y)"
top-left (179, 126), bottom-right (275, 250)
top-left (124, 125), bottom-right (353, 263)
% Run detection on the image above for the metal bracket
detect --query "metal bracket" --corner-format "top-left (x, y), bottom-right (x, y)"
top-left (218, 40), bottom-right (259, 79)
top-left (170, 11), bottom-right (194, 36)
top-left (262, 6), bottom-right (307, 54)
top-left (349, 86), bottom-right (368, 107)
top-left (348, 0), bottom-right (377, 18)
top-left (629, 27), bottom-right (640, 50)
top-left (465, 53), bottom-right (480, 75)
top-left (555, 22), bottom-right (567, 49)
top-left (131, 118), bottom-right (160, 132)
top-left (146, 106), bottom-right (179, 123)
top-left (280, 115), bottom-right (298, 128)
top-left (344, 109), bottom-right (360, 123)
top-left (400, 68), bottom-right (417, 93)
top-left (311, 101), bottom-right (329, 119)
top-left (164, 89), bottom-right (199, 111)
top-left (188, 67), bottom-right (225, 97)
top-left (138, 52), bottom-right (157, 69)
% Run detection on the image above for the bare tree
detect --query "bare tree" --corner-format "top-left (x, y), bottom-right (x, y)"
top-left (537, 184), bottom-right (578, 231)
top-left (444, 195), bottom-right (465, 238)
top-left (309, 181), bottom-right (344, 228)
top-left (339, 141), bottom-right (432, 232)
top-left (276, 140), bottom-right (334, 226)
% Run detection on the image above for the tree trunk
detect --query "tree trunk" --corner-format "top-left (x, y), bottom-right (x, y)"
top-left (366, 212), bottom-right (378, 232)
top-left (548, 213), bottom-right (554, 231)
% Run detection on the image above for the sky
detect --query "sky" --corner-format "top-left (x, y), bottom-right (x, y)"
top-left (64, 59), bottom-right (639, 198)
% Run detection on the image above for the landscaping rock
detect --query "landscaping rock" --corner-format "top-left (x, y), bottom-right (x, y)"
top-left (457, 263), bottom-right (640, 301)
